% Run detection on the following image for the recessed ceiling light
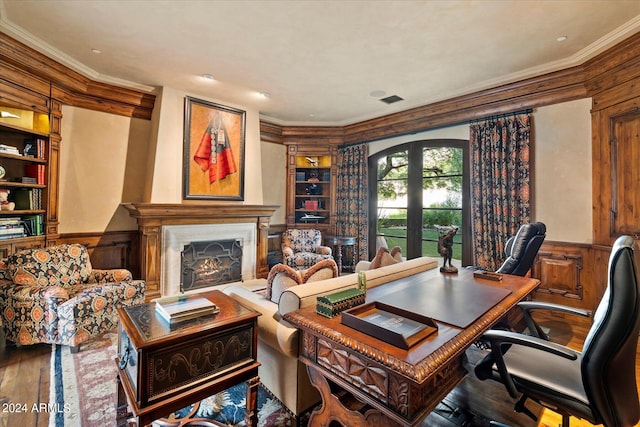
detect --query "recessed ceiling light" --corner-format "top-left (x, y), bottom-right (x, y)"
top-left (91, 48), bottom-right (101, 54)
top-left (556, 36), bottom-right (568, 42)
top-left (201, 73), bottom-right (215, 80)
top-left (258, 91), bottom-right (271, 99)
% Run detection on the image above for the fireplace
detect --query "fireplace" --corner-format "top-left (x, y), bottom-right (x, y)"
top-left (162, 223), bottom-right (256, 296)
top-left (181, 239), bottom-right (243, 292)
top-left (123, 203), bottom-right (278, 299)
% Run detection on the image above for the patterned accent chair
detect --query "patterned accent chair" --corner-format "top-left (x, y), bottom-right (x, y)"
top-left (281, 229), bottom-right (333, 270)
top-left (0, 244), bottom-right (145, 352)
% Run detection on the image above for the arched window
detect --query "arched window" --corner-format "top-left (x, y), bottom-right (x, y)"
top-left (368, 139), bottom-right (471, 265)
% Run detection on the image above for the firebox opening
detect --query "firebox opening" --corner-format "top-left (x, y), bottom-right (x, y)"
top-left (181, 239), bottom-right (243, 292)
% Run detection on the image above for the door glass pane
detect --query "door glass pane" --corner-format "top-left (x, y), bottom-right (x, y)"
top-left (376, 152), bottom-right (408, 254)
top-left (422, 147), bottom-right (463, 260)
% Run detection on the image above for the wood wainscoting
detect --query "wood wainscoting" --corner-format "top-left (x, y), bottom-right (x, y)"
top-left (531, 240), bottom-right (612, 311)
top-left (57, 230), bottom-right (140, 278)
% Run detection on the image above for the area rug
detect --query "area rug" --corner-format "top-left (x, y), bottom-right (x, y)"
top-left (49, 329), bottom-right (296, 426)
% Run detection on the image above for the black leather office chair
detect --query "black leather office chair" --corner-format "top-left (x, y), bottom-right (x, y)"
top-left (474, 235), bottom-right (640, 427)
top-left (495, 222), bottom-right (546, 276)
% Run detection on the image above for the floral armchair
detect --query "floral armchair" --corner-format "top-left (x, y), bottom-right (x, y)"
top-left (0, 244), bottom-right (145, 352)
top-left (281, 228), bottom-right (333, 269)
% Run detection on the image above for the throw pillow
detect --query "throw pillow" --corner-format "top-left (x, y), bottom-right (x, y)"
top-left (390, 246), bottom-right (403, 262)
top-left (369, 246), bottom-right (402, 269)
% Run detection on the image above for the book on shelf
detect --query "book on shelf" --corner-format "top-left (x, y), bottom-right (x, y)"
top-left (0, 225), bottom-right (24, 235)
top-left (0, 232), bottom-right (26, 240)
top-left (0, 217), bottom-right (21, 226)
top-left (13, 188), bottom-right (42, 210)
top-left (0, 144), bottom-right (20, 155)
top-left (155, 295), bottom-right (220, 323)
top-left (21, 214), bottom-right (43, 236)
top-left (24, 164), bottom-right (45, 185)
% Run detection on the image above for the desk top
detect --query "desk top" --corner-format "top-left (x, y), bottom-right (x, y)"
top-left (284, 268), bottom-right (538, 384)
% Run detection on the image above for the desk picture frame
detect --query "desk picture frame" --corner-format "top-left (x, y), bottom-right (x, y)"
top-left (183, 96), bottom-right (246, 200)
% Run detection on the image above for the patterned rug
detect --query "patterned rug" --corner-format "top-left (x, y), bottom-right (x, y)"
top-left (49, 329), bottom-right (296, 426)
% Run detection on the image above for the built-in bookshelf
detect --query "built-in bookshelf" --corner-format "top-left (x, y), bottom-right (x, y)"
top-left (0, 105), bottom-right (49, 254)
top-left (285, 144), bottom-right (337, 232)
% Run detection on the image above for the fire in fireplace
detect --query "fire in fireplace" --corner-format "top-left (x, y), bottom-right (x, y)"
top-left (181, 239), bottom-right (243, 292)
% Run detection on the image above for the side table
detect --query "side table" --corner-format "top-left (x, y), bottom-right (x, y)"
top-left (115, 290), bottom-right (261, 427)
top-left (324, 234), bottom-right (357, 273)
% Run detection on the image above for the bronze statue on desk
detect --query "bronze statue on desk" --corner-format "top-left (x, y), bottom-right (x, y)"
top-left (438, 226), bottom-right (458, 274)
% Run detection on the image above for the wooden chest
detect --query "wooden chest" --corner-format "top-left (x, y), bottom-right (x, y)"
top-left (116, 290), bottom-right (260, 414)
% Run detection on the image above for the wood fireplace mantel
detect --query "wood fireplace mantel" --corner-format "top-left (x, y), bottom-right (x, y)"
top-left (123, 203), bottom-right (278, 300)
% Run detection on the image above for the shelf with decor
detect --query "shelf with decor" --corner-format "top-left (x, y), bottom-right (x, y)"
top-left (0, 104), bottom-right (50, 249)
top-left (285, 144), bottom-right (338, 231)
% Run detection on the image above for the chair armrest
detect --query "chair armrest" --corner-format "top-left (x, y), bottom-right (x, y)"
top-left (88, 269), bottom-right (133, 283)
top-left (282, 246), bottom-right (294, 258)
top-left (482, 329), bottom-right (579, 360)
top-left (480, 329), bottom-right (579, 398)
top-left (315, 245), bottom-right (332, 256)
top-left (355, 260), bottom-right (371, 272)
top-left (7, 284), bottom-right (68, 302)
top-left (517, 301), bottom-right (591, 339)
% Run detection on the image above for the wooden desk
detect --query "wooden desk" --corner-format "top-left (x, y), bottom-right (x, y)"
top-left (115, 290), bottom-right (261, 427)
top-left (283, 268), bottom-right (539, 426)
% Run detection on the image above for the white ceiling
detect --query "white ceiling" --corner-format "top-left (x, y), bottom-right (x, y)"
top-left (1, 0), bottom-right (640, 126)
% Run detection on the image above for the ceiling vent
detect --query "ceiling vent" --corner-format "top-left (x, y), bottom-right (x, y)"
top-left (380, 95), bottom-right (404, 104)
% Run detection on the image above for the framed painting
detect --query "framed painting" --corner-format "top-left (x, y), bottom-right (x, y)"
top-left (183, 96), bottom-right (246, 200)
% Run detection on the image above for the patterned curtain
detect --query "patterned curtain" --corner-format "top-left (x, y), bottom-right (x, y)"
top-left (336, 144), bottom-right (369, 262)
top-left (470, 112), bottom-right (531, 270)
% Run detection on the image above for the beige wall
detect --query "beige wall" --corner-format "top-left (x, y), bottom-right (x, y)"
top-left (59, 106), bottom-right (151, 233)
top-left (59, 87), bottom-right (267, 234)
top-left (59, 96), bottom-right (591, 242)
top-left (533, 99), bottom-right (592, 244)
top-left (147, 86), bottom-right (264, 205)
top-left (367, 99), bottom-right (593, 243)
top-left (260, 141), bottom-right (287, 224)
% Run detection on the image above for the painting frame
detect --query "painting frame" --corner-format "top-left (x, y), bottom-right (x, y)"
top-left (183, 96), bottom-right (246, 200)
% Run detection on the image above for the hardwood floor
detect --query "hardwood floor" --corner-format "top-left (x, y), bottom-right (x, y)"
top-left (0, 333), bottom-right (50, 427)
top-left (0, 310), bottom-right (638, 427)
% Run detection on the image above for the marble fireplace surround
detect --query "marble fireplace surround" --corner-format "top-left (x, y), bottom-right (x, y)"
top-left (123, 203), bottom-right (278, 300)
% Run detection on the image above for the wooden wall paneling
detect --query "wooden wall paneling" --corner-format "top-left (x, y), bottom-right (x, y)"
top-left (0, 34), bottom-right (155, 120)
top-left (535, 251), bottom-right (583, 299)
top-left (0, 77), bottom-right (49, 114)
top-left (0, 34), bottom-right (87, 94)
top-left (45, 97), bottom-right (62, 245)
top-left (0, 61), bottom-right (51, 98)
top-left (591, 74), bottom-right (640, 112)
top-left (341, 66), bottom-right (587, 144)
top-left (260, 121), bottom-right (284, 144)
top-left (610, 106), bottom-right (640, 239)
top-left (584, 31), bottom-right (640, 99)
top-left (592, 95), bottom-right (640, 245)
top-left (57, 231), bottom-right (140, 277)
top-left (531, 242), bottom-right (600, 310)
